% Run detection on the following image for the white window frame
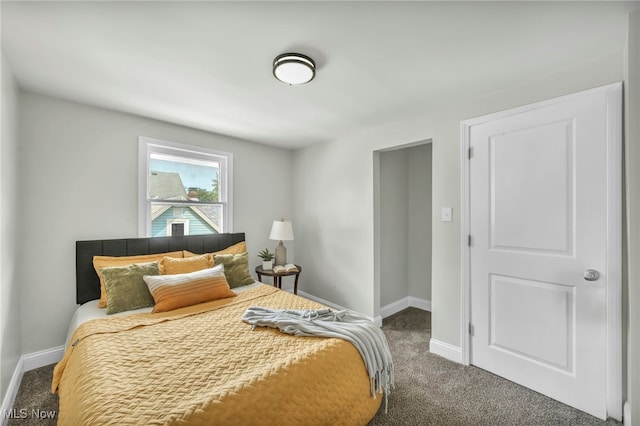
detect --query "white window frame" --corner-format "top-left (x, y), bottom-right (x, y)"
top-left (138, 136), bottom-right (233, 237)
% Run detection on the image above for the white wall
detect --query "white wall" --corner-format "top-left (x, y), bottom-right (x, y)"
top-left (624, 10), bottom-right (640, 425)
top-left (17, 92), bottom-right (293, 354)
top-left (0, 53), bottom-right (21, 400)
top-left (292, 51), bottom-right (624, 339)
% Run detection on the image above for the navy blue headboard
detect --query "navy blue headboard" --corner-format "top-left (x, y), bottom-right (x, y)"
top-left (75, 233), bottom-right (246, 305)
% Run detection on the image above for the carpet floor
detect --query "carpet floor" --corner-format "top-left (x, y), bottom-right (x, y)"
top-left (8, 307), bottom-right (621, 425)
top-left (368, 308), bottom-right (620, 426)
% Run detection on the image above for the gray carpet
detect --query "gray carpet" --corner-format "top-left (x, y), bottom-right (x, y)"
top-left (9, 308), bottom-right (621, 425)
top-left (368, 308), bottom-right (620, 426)
top-left (7, 363), bottom-right (57, 426)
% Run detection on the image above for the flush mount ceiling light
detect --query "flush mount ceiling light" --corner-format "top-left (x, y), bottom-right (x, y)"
top-left (273, 53), bottom-right (316, 85)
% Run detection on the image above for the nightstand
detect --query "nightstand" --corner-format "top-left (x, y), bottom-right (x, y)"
top-left (255, 265), bottom-right (302, 295)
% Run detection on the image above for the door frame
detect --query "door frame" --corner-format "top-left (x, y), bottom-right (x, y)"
top-left (459, 82), bottom-right (623, 420)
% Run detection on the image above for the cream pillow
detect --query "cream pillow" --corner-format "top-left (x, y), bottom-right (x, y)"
top-left (143, 264), bottom-right (236, 313)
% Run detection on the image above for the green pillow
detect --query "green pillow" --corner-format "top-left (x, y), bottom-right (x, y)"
top-left (101, 261), bottom-right (159, 315)
top-left (213, 253), bottom-right (254, 288)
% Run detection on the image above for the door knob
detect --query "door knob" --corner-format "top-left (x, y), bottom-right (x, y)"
top-left (584, 269), bottom-right (600, 281)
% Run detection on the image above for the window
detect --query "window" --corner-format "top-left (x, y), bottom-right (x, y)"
top-left (139, 137), bottom-right (232, 237)
top-left (168, 219), bottom-right (188, 237)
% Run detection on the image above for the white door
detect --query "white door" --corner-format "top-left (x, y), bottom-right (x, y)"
top-left (466, 83), bottom-right (621, 420)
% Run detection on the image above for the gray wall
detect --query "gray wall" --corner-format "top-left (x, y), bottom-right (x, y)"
top-left (379, 144), bottom-right (432, 308)
top-left (1, 7), bottom-right (637, 422)
top-left (625, 10), bottom-right (640, 424)
top-left (0, 53), bottom-right (21, 402)
top-left (292, 52), bottom-right (624, 340)
top-left (379, 149), bottom-right (409, 306)
top-left (17, 93), bottom-right (294, 354)
top-left (407, 144), bottom-right (432, 301)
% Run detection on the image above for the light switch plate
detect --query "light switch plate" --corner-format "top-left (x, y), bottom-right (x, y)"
top-left (441, 207), bottom-right (453, 222)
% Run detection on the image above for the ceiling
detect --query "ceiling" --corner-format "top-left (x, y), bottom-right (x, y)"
top-left (2, 1), bottom-right (637, 149)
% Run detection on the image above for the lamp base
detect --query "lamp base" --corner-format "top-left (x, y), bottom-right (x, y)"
top-left (274, 241), bottom-right (287, 266)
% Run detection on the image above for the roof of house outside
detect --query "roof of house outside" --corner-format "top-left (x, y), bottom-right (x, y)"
top-left (148, 171), bottom-right (221, 232)
top-left (149, 171), bottom-right (188, 200)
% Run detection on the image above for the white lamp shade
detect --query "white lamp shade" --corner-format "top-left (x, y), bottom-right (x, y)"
top-left (269, 220), bottom-right (294, 241)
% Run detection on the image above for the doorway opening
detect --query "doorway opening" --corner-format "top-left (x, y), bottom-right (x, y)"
top-left (373, 140), bottom-right (432, 323)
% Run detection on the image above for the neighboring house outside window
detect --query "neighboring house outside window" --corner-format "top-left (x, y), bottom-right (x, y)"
top-left (139, 137), bottom-right (232, 237)
top-left (169, 220), bottom-right (187, 237)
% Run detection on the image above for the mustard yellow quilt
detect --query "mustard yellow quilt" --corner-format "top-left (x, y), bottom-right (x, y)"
top-left (53, 285), bottom-right (381, 425)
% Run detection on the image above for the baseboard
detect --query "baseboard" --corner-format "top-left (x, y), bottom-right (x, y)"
top-left (624, 400), bottom-right (631, 426)
top-left (380, 296), bottom-right (431, 319)
top-left (373, 316), bottom-right (382, 327)
top-left (1, 357), bottom-right (24, 426)
top-left (297, 290), bottom-right (377, 323)
top-left (0, 346), bottom-right (64, 426)
top-left (297, 291), bottom-right (430, 326)
top-left (429, 338), bottom-right (463, 363)
top-left (409, 296), bottom-right (431, 312)
top-left (297, 290), bottom-right (345, 311)
top-left (21, 346), bottom-right (64, 372)
top-left (380, 298), bottom-right (408, 319)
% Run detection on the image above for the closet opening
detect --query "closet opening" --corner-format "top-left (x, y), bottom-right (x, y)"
top-left (373, 140), bottom-right (432, 324)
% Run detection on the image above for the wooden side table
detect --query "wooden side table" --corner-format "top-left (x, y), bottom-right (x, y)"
top-left (255, 265), bottom-right (302, 295)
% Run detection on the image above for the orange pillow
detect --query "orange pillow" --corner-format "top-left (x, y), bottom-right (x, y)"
top-left (93, 251), bottom-right (183, 308)
top-left (143, 264), bottom-right (236, 313)
top-left (183, 241), bottom-right (247, 264)
top-left (161, 254), bottom-right (210, 275)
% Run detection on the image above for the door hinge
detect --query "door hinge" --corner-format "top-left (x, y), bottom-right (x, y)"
top-left (469, 323), bottom-right (474, 336)
top-left (468, 235), bottom-right (472, 246)
top-left (468, 147), bottom-right (473, 159)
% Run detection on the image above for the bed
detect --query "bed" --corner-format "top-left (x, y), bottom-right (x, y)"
top-left (53, 233), bottom-right (383, 425)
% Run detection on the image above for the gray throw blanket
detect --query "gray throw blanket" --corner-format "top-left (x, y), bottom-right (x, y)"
top-left (242, 306), bottom-right (394, 411)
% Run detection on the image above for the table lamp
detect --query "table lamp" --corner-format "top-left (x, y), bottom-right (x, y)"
top-left (269, 220), bottom-right (294, 266)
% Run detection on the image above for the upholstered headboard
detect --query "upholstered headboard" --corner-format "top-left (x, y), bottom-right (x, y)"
top-left (75, 233), bottom-right (246, 305)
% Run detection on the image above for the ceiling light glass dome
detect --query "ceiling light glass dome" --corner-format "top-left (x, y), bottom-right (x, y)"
top-left (273, 53), bottom-right (316, 85)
